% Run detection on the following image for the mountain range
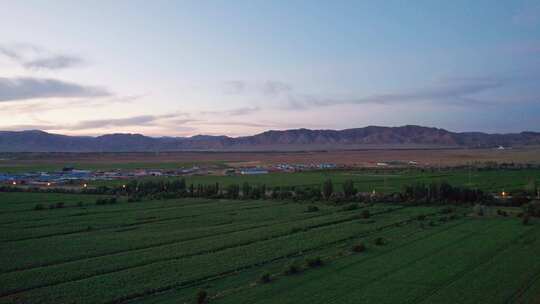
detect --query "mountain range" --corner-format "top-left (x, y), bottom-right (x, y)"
top-left (1, 125), bottom-right (539, 152)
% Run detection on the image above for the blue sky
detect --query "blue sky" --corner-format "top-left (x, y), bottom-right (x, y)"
top-left (0, 0), bottom-right (539, 136)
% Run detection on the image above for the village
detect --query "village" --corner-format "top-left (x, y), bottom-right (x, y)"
top-left (0, 162), bottom-right (343, 187)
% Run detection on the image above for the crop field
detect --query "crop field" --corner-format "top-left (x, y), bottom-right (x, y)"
top-left (95, 168), bottom-right (540, 194)
top-left (1, 192), bottom-right (539, 304)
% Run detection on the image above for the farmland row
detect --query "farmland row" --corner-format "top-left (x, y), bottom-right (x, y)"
top-left (0, 207), bottom-right (438, 303)
top-left (0, 205), bottom-right (408, 295)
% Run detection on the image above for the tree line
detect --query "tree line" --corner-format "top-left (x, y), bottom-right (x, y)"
top-left (3, 177), bottom-right (536, 206)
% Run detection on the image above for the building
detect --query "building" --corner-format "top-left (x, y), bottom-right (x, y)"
top-left (240, 168), bottom-right (269, 175)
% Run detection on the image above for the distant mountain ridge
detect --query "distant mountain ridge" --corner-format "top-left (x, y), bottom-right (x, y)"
top-left (1, 125), bottom-right (539, 152)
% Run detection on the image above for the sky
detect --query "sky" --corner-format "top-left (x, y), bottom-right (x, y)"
top-left (0, 0), bottom-right (539, 137)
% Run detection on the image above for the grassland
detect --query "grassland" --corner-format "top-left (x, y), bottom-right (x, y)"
top-left (1, 192), bottom-right (539, 304)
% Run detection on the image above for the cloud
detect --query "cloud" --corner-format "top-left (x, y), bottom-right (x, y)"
top-left (1, 112), bottom-right (196, 132)
top-left (70, 112), bottom-right (193, 130)
top-left (71, 115), bottom-right (161, 130)
top-left (220, 80), bottom-right (292, 97)
top-left (0, 77), bottom-right (110, 102)
top-left (284, 77), bottom-right (504, 109)
top-left (260, 81), bottom-right (292, 97)
top-left (0, 44), bottom-right (85, 70)
top-left (201, 106), bottom-right (260, 116)
top-left (222, 81), bottom-right (246, 94)
top-left (196, 121), bottom-right (272, 128)
top-left (0, 124), bottom-right (60, 131)
top-left (23, 55), bottom-right (84, 70)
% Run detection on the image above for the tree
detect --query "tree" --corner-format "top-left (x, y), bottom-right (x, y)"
top-left (322, 179), bottom-right (333, 200)
top-left (525, 178), bottom-right (538, 196)
top-left (342, 179), bottom-right (356, 198)
top-left (242, 182), bottom-right (251, 199)
top-left (226, 183), bottom-right (240, 199)
top-left (197, 290), bottom-right (208, 304)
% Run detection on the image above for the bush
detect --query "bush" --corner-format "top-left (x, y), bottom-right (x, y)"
top-left (496, 209), bottom-right (508, 217)
top-left (77, 201), bottom-right (84, 207)
top-left (473, 204), bottom-right (485, 216)
top-left (352, 243), bottom-right (366, 253)
top-left (525, 201), bottom-right (540, 217)
top-left (284, 264), bottom-right (301, 275)
top-left (417, 214), bottom-right (426, 221)
top-left (96, 197), bottom-right (118, 205)
top-left (306, 257), bottom-right (324, 268)
top-left (34, 204), bottom-right (45, 211)
top-left (440, 207), bottom-right (454, 214)
top-left (374, 237), bottom-right (386, 246)
top-left (55, 202), bottom-right (65, 208)
top-left (361, 210), bottom-right (371, 219)
top-left (306, 205), bottom-right (319, 212)
top-left (196, 290), bottom-right (208, 304)
top-left (523, 214), bottom-right (530, 225)
top-left (259, 273), bottom-right (271, 284)
top-left (342, 203), bottom-right (358, 211)
top-left (48, 204), bottom-right (56, 209)
top-left (127, 196), bottom-right (141, 203)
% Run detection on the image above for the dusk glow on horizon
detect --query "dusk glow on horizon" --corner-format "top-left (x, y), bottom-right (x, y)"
top-left (1, 0), bottom-right (540, 137)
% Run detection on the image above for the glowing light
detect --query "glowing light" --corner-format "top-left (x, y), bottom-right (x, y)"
top-left (83, 183), bottom-right (87, 188)
top-left (502, 191), bottom-right (506, 197)
top-left (12, 181), bottom-right (16, 185)
top-left (47, 182), bottom-right (51, 186)
top-left (122, 184), bottom-right (126, 188)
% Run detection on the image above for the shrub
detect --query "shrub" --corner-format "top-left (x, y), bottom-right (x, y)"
top-left (361, 210), bottom-right (371, 219)
top-left (306, 205), bottom-right (319, 212)
top-left (374, 237), bottom-right (385, 246)
top-left (523, 214), bottom-right (530, 225)
top-left (196, 290), bottom-right (208, 304)
top-left (77, 201), bottom-right (84, 207)
top-left (496, 209), bottom-right (508, 217)
top-left (417, 214), bottom-right (426, 221)
top-left (473, 204), bottom-right (485, 216)
top-left (306, 257), bottom-right (323, 268)
top-left (352, 243), bottom-right (366, 253)
top-left (342, 203), bottom-right (358, 211)
top-left (96, 197), bottom-right (118, 205)
top-left (48, 204), bottom-right (56, 209)
top-left (440, 207), bottom-right (454, 214)
top-left (284, 264), bottom-right (301, 275)
top-left (259, 273), bottom-right (271, 284)
top-left (55, 202), bottom-right (65, 208)
top-left (525, 201), bottom-right (540, 217)
top-left (34, 204), bottom-right (45, 211)
top-left (290, 227), bottom-right (303, 233)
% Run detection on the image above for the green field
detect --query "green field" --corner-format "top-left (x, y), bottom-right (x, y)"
top-left (1, 192), bottom-right (539, 304)
top-left (93, 168), bottom-right (540, 194)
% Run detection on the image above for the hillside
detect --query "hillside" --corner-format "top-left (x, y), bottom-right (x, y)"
top-left (1, 125), bottom-right (539, 152)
